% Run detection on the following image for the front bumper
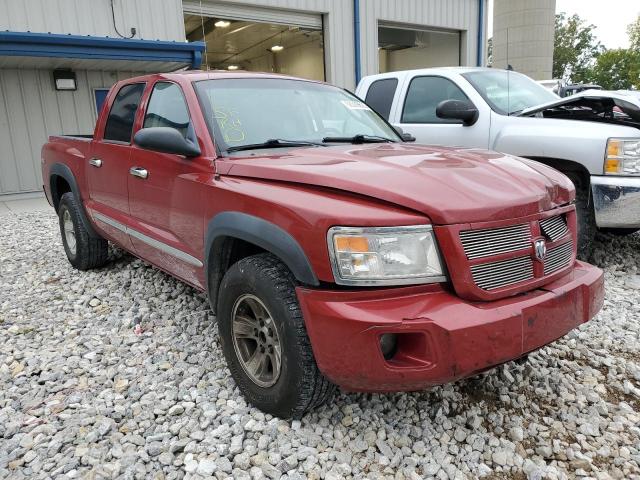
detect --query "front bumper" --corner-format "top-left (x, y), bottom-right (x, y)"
top-left (591, 175), bottom-right (640, 228)
top-left (297, 261), bottom-right (603, 392)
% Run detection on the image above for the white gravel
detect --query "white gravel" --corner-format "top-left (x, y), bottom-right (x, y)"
top-left (1, 211), bottom-right (639, 480)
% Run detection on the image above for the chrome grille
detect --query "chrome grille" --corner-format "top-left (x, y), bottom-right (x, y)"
top-left (544, 240), bottom-right (574, 275)
top-left (460, 223), bottom-right (531, 260)
top-left (470, 256), bottom-right (534, 291)
top-left (540, 215), bottom-right (568, 241)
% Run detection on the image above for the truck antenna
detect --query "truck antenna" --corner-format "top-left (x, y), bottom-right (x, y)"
top-left (199, 0), bottom-right (209, 71)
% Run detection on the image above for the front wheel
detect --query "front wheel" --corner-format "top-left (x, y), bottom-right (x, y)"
top-left (565, 173), bottom-right (595, 261)
top-left (217, 253), bottom-right (335, 418)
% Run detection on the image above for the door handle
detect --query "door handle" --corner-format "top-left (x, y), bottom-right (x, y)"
top-left (89, 158), bottom-right (102, 168)
top-left (129, 167), bottom-right (148, 179)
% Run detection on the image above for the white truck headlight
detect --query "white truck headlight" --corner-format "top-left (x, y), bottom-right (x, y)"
top-left (605, 138), bottom-right (640, 175)
top-left (327, 225), bottom-right (446, 286)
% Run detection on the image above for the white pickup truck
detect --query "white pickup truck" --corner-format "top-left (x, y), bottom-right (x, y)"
top-left (356, 67), bottom-right (640, 258)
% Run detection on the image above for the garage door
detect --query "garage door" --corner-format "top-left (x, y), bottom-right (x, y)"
top-left (378, 23), bottom-right (461, 74)
top-left (183, 2), bottom-right (325, 81)
top-left (183, 1), bottom-right (322, 29)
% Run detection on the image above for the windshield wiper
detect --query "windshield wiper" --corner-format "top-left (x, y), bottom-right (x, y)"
top-left (226, 139), bottom-right (325, 152)
top-left (322, 134), bottom-right (395, 144)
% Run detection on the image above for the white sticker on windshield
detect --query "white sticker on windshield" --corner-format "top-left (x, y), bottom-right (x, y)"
top-left (341, 100), bottom-right (371, 110)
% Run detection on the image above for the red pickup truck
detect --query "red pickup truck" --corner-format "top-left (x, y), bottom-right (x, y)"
top-left (42, 71), bottom-right (604, 418)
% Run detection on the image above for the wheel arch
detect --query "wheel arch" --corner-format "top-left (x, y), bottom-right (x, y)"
top-left (49, 163), bottom-right (100, 238)
top-left (524, 157), bottom-right (591, 187)
top-left (205, 212), bottom-right (319, 313)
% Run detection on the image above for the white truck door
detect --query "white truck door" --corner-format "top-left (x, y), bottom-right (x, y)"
top-left (392, 74), bottom-right (491, 149)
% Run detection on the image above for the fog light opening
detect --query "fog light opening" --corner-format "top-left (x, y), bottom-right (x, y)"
top-left (379, 333), bottom-right (398, 360)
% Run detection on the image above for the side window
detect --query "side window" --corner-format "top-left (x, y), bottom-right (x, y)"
top-left (364, 78), bottom-right (398, 120)
top-left (103, 83), bottom-right (145, 142)
top-left (401, 76), bottom-right (470, 124)
top-left (143, 82), bottom-right (190, 138)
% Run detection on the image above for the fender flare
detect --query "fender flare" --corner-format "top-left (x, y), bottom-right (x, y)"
top-left (205, 212), bottom-right (319, 309)
top-left (49, 163), bottom-right (100, 238)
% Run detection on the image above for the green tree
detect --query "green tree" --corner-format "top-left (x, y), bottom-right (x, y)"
top-left (589, 49), bottom-right (640, 90)
top-left (628, 16), bottom-right (640, 51)
top-left (553, 13), bottom-right (602, 82)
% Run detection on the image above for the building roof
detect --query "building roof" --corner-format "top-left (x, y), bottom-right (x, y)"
top-left (0, 31), bottom-right (205, 71)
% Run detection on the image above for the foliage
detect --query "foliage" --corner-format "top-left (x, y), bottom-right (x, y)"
top-left (629, 16), bottom-right (640, 51)
top-left (553, 13), bottom-right (602, 82)
top-left (589, 49), bottom-right (640, 90)
top-left (487, 37), bottom-right (493, 67)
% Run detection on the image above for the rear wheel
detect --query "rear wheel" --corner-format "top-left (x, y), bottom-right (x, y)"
top-left (58, 192), bottom-right (109, 270)
top-left (565, 173), bottom-right (595, 261)
top-left (217, 253), bottom-right (335, 418)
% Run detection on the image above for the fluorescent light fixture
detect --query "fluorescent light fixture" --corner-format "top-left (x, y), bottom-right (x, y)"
top-left (271, 45), bottom-right (284, 52)
top-left (215, 20), bottom-right (230, 28)
top-left (227, 65), bottom-right (239, 70)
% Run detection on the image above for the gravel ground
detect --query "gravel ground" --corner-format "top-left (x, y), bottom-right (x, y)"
top-left (0, 210), bottom-right (639, 480)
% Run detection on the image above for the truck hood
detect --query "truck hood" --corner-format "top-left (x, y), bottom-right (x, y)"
top-left (518, 91), bottom-right (640, 128)
top-left (218, 144), bottom-right (574, 224)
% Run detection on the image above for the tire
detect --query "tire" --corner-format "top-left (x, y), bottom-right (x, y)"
top-left (600, 228), bottom-right (639, 236)
top-left (217, 253), bottom-right (335, 418)
top-left (565, 173), bottom-right (595, 261)
top-left (58, 192), bottom-right (109, 270)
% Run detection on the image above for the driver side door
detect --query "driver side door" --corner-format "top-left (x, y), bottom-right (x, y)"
top-left (127, 80), bottom-right (210, 288)
top-left (394, 75), bottom-right (490, 149)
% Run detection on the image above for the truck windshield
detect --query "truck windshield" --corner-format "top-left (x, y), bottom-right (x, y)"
top-left (462, 70), bottom-right (559, 115)
top-left (194, 78), bottom-right (400, 152)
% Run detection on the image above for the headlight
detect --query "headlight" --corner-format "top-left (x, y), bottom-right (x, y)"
top-left (327, 225), bottom-right (446, 286)
top-left (605, 138), bottom-right (640, 175)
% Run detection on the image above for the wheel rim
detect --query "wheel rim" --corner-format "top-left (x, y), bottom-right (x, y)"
top-left (62, 209), bottom-right (76, 255)
top-left (231, 294), bottom-right (282, 388)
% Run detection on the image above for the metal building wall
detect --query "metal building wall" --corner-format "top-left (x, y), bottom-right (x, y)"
top-left (0, 69), bottom-right (143, 195)
top-left (0, 0), bottom-right (185, 41)
top-left (184, 0), bottom-right (355, 89)
top-left (359, 0), bottom-right (483, 78)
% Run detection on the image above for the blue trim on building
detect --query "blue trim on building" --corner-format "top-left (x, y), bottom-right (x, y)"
top-left (477, 0), bottom-right (484, 67)
top-left (353, 0), bottom-right (361, 85)
top-left (0, 31), bottom-right (205, 69)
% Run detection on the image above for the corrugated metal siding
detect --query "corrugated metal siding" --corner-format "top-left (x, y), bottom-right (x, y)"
top-left (183, 0), bottom-right (355, 89)
top-left (0, 0), bottom-right (185, 41)
top-left (0, 68), bottom-right (144, 195)
top-left (359, 0), bottom-right (480, 77)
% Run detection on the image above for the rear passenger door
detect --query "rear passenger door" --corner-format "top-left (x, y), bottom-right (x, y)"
top-left (395, 75), bottom-right (490, 148)
top-left (87, 82), bottom-right (145, 248)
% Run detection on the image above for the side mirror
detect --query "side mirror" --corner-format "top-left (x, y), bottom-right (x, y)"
top-left (394, 126), bottom-right (416, 142)
top-left (436, 99), bottom-right (479, 126)
top-left (133, 127), bottom-right (201, 157)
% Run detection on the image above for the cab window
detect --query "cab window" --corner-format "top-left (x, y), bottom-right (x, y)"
top-left (103, 83), bottom-right (145, 142)
top-left (365, 78), bottom-right (398, 120)
top-left (401, 76), bottom-right (469, 124)
top-left (143, 82), bottom-right (190, 138)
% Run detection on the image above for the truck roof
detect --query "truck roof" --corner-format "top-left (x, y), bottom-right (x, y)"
top-left (359, 67), bottom-right (515, 82)
top-left (123, 70), bottom-right (326, 85)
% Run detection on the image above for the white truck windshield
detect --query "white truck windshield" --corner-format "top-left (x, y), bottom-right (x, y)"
top-left (463, 70), bottom-right (559, 115)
